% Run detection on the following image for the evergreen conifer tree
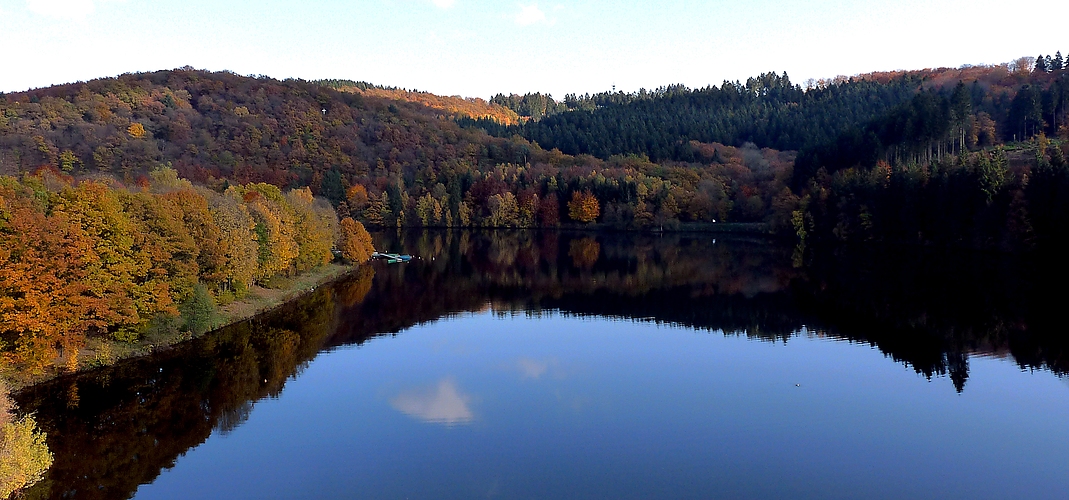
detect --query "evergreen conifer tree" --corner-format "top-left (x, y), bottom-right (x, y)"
top-left (1035, 55), bottom-right (1049, 73)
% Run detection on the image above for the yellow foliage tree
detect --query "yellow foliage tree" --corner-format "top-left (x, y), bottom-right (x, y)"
top-left (209, 192), bottom-right (258, 292)
top-left (121, 191), bottom-right (200, 304)
top-left (57, 181), bottom-right (183, 341)
top-left (285, 187), bottom-right (338, 273)
top-left (244, 192), bottom-right (298, 281)
top-left (164, 188), bottom-right (227, 287)
top-left (127, 122), bottom-right (146, 139)
top-left (488, 192), bottom-right (519, 227)
top-left (0, 381), bottom-right (53, 498)
top-left (364, 192), bottom-right (390, 227)
top-left (416, 193), bottom-right (443, 226)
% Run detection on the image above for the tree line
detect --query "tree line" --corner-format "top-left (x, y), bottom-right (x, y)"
top-left (0, 69), bottom-right (801, 232)
top-left (794, 68), bottom-right (1069, 183)
top-left (486, 56), bottom-right (1069, 252)
top-left (483, 72), bottom-right (923, 160)
top-left (781, 51), bottom-right (1069, 251)
top-left (0, 167), bottom-right (372, 379)
top-left (2, 60), bottom-right (1069, 253)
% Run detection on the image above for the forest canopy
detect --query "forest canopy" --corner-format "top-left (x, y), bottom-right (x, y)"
top-left (0, 167), bottom-right (346, 378)
top-left (0, 56), bottom-right (1067, 248)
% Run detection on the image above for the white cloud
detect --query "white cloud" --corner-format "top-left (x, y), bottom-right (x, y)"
top-left (515, 4), bottom-right (546, 26)
top-left (24, 0), bottom-right (125, 19)
top-left (431, 0), bottom-right (455, 9)
top-left (25, 0), bottom-right (95, 18)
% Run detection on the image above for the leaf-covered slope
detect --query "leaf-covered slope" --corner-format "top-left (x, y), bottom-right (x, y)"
top-left (319, 79), bottom-right (521, 125)
top-left (0, 69), bottom-right (516, 201)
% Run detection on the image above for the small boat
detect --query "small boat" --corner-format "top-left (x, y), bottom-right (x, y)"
top-left (371, 252), bottom-right (414, 264)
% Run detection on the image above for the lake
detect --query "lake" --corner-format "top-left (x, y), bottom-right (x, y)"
top-left (15, 230), bottom-right (1069, 499)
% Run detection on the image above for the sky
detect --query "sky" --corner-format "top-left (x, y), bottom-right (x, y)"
top-left (1, 0), bottom-right (1067, 99)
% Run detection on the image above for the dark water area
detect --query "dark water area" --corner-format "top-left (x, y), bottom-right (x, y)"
top-left (14, 230), bottom-right (1069, 499)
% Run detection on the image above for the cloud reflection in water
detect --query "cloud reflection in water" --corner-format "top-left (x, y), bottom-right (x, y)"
top-left (516, 357), bottom-right (549, 379)
top-left (514, 357), bottom-right (570, 381)
top-left (390, 378), bottom-right (474, 425)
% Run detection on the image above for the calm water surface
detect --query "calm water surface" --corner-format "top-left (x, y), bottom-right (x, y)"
top-left (16, 231), bottom-right (1069, 499)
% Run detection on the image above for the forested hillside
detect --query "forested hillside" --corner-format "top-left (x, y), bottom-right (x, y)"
top-left (1, 56), bottom-right (1068, 250)
top-left (0, 68), bottom-right (798, 231)
top-left (789, 55), bottom-right (1069, 251)
top-left (484, 56), bottom-right (1069, 250)
top-left (486, 72), bottom-right (923, 160)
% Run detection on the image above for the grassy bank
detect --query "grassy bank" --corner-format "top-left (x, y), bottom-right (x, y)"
top-left (5, 263), bottom-right (356, 393)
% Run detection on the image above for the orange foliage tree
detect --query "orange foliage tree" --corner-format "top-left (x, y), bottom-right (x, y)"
top-left (567, 190), bottom-right (600, 223)
top-left (0, 189), bottom-right (102, 373)
top-left (339, 218), bottom-right (375, 263)
top-left (0, 168), bottom-right (344, 378)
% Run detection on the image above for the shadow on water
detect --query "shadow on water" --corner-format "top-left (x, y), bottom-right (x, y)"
top-left (13, 229), bottom-right (1069, 499)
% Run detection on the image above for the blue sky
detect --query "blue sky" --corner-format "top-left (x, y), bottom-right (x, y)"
top-left (2, 0), bottom-right (1067, 98)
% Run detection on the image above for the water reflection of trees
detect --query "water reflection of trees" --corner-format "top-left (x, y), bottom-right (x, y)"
top-left (12, 229), bottom-right (1069, 499)
top-left (796, 245), bottom-right (1069, 391)
top-left (14, 286), bottom-right (341, 500)
top-left (363, 230), bottom-right (1068, 391)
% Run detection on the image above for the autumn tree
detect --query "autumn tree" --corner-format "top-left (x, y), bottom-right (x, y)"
top-left (0, 380), bottom-right (53, 498)
top-left (539, 193), bottom-right (560, 226)
top-left (339, 217), bottom-right (375, 263)
top-left (207, 192), bottom-right (258, 294)
top-left (518, 191), bottom-right (539, 227)
top-left (487, 192), bottom-right (519, 227)
top-left (126, 122), bottom-right (146, 139)
top-left (285, 187), bottom-right (338, 274)
top-left (52, 180), bottom-right (161, 342)
top-left (364, 192), bottom-right (390, 227)
top-left (568, 190), bottom-right (600, 223)
top-left (416, 193), bottom-right (443, 226)
top-left (239, 183), bottom-right (299, 281)
top-left (121, 191), bottom-right (199, 304)
top-left (346, 184), bottom-right (369, 212)
top-left (0, 182), bottom-right (102, 371)
top-left (163, 187), bottom-right (228, 287)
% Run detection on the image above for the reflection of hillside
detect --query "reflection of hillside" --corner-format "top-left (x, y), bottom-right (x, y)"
top-left (359, 230), bottom-right (1068, 390)
top-left (15, 288), bottom-right (340, 500)
top-left (12, 230), bottom-right (1067, 499)
top-left (794, 246), bottom-right (1069, 391)
top-left (325, 231), bottom-right (800, 349)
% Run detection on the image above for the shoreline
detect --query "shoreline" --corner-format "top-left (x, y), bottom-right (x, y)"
top-left (366, 222), bottom-right (777, 234)
top-left (7, 263), bottom-right (357, 394)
